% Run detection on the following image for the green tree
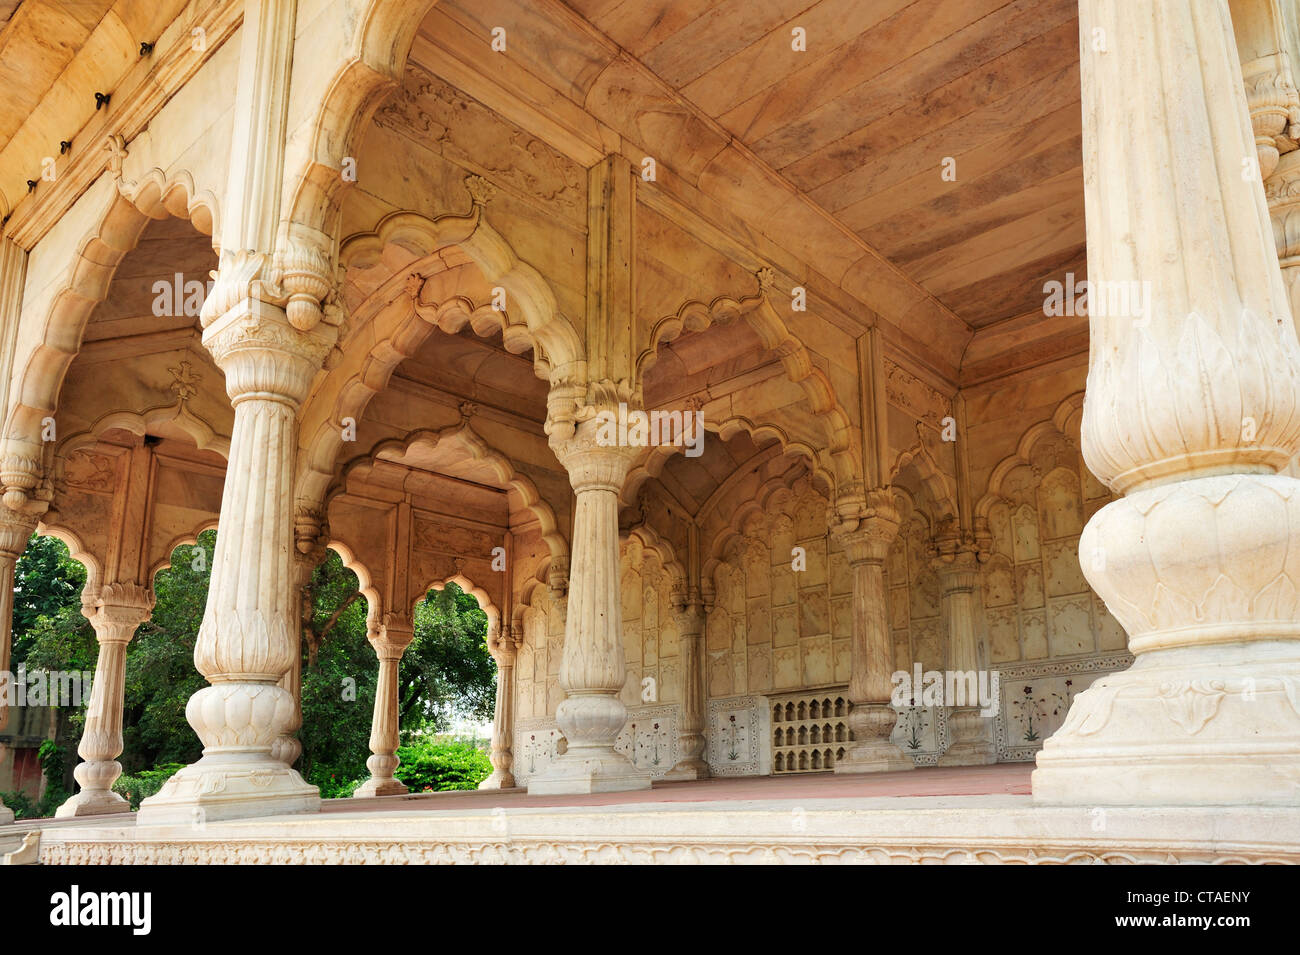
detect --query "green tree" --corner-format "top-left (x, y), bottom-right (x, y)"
top-left (400, 585), bottom-right (496, 738)
top-left (11, 536), bottom-right (499, 804)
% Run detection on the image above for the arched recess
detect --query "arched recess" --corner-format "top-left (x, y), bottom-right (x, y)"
top-left (331, 420), bottom-right (568, 575)
top-left (278, 0), bottom-right (437, 256)
top-left (3, 169), bottom-right (219, 485)
top-left (889, 431), bottom-right (959, 527)
top-left (623, 523), bottom-right (688, 597)
top-left (702, 468), bottom-right (819, 586)
top-left (634, 277), bottom-right (860, 495)
top-left (298, 197), bottom-right (584, 507)
top-left (974, 392), bottom-right (1087, 526)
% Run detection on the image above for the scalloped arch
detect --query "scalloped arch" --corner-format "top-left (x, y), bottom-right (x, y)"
top-left (34, 521), bottom-right (101, 604)
top-left (57, 404), bottom-right (231, 462)
top-left (702, 469), bottom-right (821, 584)
top-left (975, 392), bottom-right (1086, 523)
top-left (332, 421), bottom-right (568, 573)
top-left (340, 206), bottom-right (583, 372)
top-left (621, 415), bottom-right (834, 510)
top-left (4, 170), bottom-right (218, 467)
top-left (420, 573), bottom-right (501, 646)
top-left (623, 522), bottom-right (687, 593)
top-left (327, 539), bottom-right (381, 633)
top-left (889, 433), bottom-right (958, 523)
top-left (636, 285), bottom-right (859, 494)
top-left (147, 519), bottom-right (221, 586)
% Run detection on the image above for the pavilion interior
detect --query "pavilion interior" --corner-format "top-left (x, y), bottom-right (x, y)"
top-left (4, 0), bottom-right (1188, 840)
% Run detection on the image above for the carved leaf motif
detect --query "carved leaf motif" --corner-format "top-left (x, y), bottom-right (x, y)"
top-left (1157, 681), bottom-right (1226, 734)
top-left (1057, 681), bottom-right (1121, 736)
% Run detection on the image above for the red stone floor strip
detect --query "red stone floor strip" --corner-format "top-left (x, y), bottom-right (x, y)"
top-left (319, 763), bottom-right (1034, 815)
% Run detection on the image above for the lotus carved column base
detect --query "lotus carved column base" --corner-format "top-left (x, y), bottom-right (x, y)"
top-left (662, 747), bottom-right (710, 781)
top-left (55, 761), bottom-right (130, 817)
top-left (834, 703), bottom-right (913, 774)
top-left (477, 768), bottom-right (517, 790)
top-left (1034, 475), bottom-right (1300, 806)
top-left (353, 754), bottom-right (408, 798)
top-left (527, 694), bottom-right (650, 794)
top-left (937, 708), bottom-right (997, 767)
top-left (138, 683), bottom-right (320, 824)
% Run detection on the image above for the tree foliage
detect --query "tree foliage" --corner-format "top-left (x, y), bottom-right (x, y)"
top-left (8, 534), bottom-right (499, 811)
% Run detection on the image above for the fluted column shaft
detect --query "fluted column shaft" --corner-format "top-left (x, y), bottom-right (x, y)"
top-left (139, 300), bottom-right (335, 824)
top-left (57, 589), bottom-right (153, 817)
top-left (834, 490), bottom-right (912, 774)
top-left (354, 623), bottom-right (412, 797)
top-left (480, 624), bottom-right (519, 789)
top-left (665, 601), bottom-right (709, 780)
top-left (528, 418), bottom-right (649, 794)
top-left (1034, 0), bottom-right (1300, 805)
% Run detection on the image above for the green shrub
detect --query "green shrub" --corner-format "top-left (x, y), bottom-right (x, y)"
top-left (112, 762), bottom-right (186, 810)
top-left (0, 789), bottom-right (37, 819)
top-left (311, 766), bottom-right (365, 799)
top-left (394, 738), bottom-right (491, 792)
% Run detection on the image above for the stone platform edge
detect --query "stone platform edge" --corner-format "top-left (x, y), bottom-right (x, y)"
top-left (30, 795), bottom-right (1300, 864)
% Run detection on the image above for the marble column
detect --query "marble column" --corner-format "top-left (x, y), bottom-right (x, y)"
top-left (933, 543), bottom-right (996, 766)
top-left (833, 488), bottom-right (913, 774)
top-left (479, 623), bottom-right (520, 789)
top-left (528, 419), bottom-right (649, 794)
top-left (0, 508), bottom-right (35, 826)
top-left (1232, 0), bottom-right (1300, 321)
top-left (1034, 0), bottom-right (1300, 805)
top-left (56, 584), bottom-right (154, 817)
top-left (138, 300), bottom-right (335, 823)
top-left (664, 596), bottom-right (709, 780)
top-left (354, 617), bottom-right (413, 798)
top-left (274, 514), bottom-right (327, 767)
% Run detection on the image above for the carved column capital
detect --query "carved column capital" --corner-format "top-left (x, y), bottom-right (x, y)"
top-left (831, 488), bottom-right (901, 565)
top-left (930, 537), bottom-right (984, 595)
top-left (1242, 55), bottom-right (1300, 179)
top-left (93, 583), bottom-right (155, 638)
top-left (487, 623), bottom-right (520, 663)
top-left (0, 455), bottom-right (50, 517)
top-left (548, 410), bottom-right (640, 493)
top-left (0, 504), bottom-right (38, 557)
top-left (369, 615), bottom-right (415, 658)
top-left (202, 294), bottom-right (340, 408)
